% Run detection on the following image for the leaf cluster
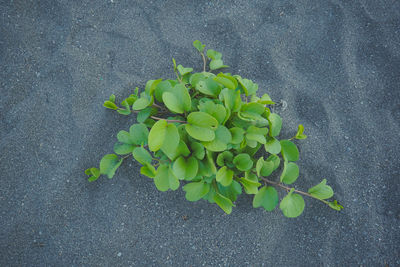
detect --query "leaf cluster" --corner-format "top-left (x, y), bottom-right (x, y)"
top-left (86, 41), bottom-right (342, 217)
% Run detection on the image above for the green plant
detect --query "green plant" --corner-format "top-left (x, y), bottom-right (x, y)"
top-left (85, 40), bottom-right (343, 217)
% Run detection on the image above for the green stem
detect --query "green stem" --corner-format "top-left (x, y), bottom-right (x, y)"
top-left (260, 177), bottom-right (329, 205)
top-left (201, 52), bottom-right (207, 72)
top-left (150, 115), bottom-right (186, 124)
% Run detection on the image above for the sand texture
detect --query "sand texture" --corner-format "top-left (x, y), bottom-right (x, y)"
top-left (1, 0), bottom-right (399, 266)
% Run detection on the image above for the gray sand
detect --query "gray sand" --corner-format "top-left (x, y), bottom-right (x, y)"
top-left (1, 0), bottom-right (399, 266)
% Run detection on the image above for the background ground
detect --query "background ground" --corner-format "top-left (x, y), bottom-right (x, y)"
top-left (1, 0), bottom-right (399, 266)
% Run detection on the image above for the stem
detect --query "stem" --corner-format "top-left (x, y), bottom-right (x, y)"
top-left (201, 52), bottom-right (207, 72)
top-left (150, 115), bottom-right (186, 124)
top-left (122, 154), bottom-right (131, 159)
top-left (260, 177), bottom-right (329, 205)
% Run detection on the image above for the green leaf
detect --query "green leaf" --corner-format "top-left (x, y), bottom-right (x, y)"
top-left (109, 94), bottom-right (116, 102)
top-left (190, 142), bottom-right (205, 160)
top-left (140, 163), bottom-right (156, 178)
top-left (137, 107), bottom-right (154, 123)
top-left (86, 167), bottom-right (100, 182)
top-left (177, 65), bottom-right (193, 76)
top-left (253, 186), bottom-right (279, 211)
top-left (173, 156), bottom-right (198, 181)
top-left (239, 176), bottom-right (261, 194)
top-left (258, 93), bottom-right (275, 105)
top-left (145, 79), bottom-right (163, 96)
top-left (328, 200), bottom-right (344, 211)
top-left (117, 124), bottom-right (149, 145)
top-left (132, 96), bottom-right (151, 111)
top-left (233, 154), bottom-right (253, 171)
top-left (256, 157), bottom-right (274, 177)
top-left (185, 111), bottom-right (218, 142)
top-left (219, 88), bottom-right (242, 114)
top-left (202, 125), bottom-right (232, 152)
top-left (148, 120), bottom-right (179, 153)
top-left (209, 59), bottom-right (229, 70)
top-left (308, 179), bottom-right (334, 199)
top-left (193, 40), bottom-right (205, 53)
top-left (240, 103), bottom-right (266, 121)
top-left (154, 80), bottom-right (174, 102)
top-left (280, 161), bottom-right (299, 184)
top-left (132, 146), bottom-right (153, 165)
top-left (206, 49), bottom-right (222, 60)
top-left (172, 58), bottom-right (177, 71)
top-left (104, 101), bottom-right (118, 110)
top-left (216, 151), bottom-right (233, 167)
top-left (154, 164), bottom-right (179, 192)
top-left (264, 137), bottom-right (281, 154)
top-left (164, 140), bottom-right (191, 161)
top-left (280, 188), bottom-right (305, 218)
top-left (266, 154), bottom-right (280, 171)
top-left (198, 100), bottom-right (226, 124)
top-left (195, 77), bottom-right (221, 97)
top-left (268, 113), bottom-right (282, 137)
top-left (183, 181), bottom-right (210, 202)
top-left (213, 192), bottom-right (235, 214)
top-left (295, 124), bottom-right (307, 140)
top-left (217, 180), bottom-right (242, 202)
top-left (280, 140), bottom-right (299, 161)
top-left (234, 75), bottom-right (258, 96)
top-left (214, 73), bottom-right (237, 90)
top-left (229, 127), bottom-right (245, 144)
top-left (246, 125), bottom-right (268, 144)
top-left (162, 84), bottom-right (191, 114)
top-left (99, 154), bottom-right (123, 179)
top-left (216, 166), bottom-right (234, 187)
top-left (113, 142), bottom-right (135, 155)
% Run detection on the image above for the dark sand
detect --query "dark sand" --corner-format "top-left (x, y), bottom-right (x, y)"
top-left (1, 0), bottom-right (399, 266)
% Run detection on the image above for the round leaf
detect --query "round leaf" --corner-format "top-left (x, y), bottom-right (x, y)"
top-left (233, 154), bottom-right (253, 171)
top-left (99, 154), bottom-right (123, 179)
top-left (280, 162), bottom-right (299, 184)
top-left (183, 181), bottom-right (210, 202)
top-left (132, 147), bottom-right (152, 165)
top-left (264, 137), bottom-right (281, 154)
top-left (216, 166), bottom-right (234, 187)
top-left (308, 179), bottom-right (334, 199)
top-left (253, 186), bottom-right (279, 211)
top-left (202, 125), bottom-right (232, 152)
top-left (280, 188), bottom-right (305, 218)
top-left (280, 140), bottom-right (299, 161)
top-left (268, 113), bottom-right (282, 137)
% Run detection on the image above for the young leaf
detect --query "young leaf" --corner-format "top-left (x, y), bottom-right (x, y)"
top-left (140, 163), bottom-right (156, 178)
top-left (268, 113), bottom-right (282, 137)
top-left (145, 79), bottom-right (163, 96)
top-left (264, 136), bottom-right (281, 154)
top-left (183, 181), bottom-right (210, 202)
top-left (217, 180), bottom-right (242, 202)
top-left (258, 93), bottom-right (275, 105)
top-left (328, 200), bottom-right (344, 211)
top-left (216, 151), bottom-right (233, 167)
top-left (280, 188), bottom-right (305, 218)
top-left (266, 154), bottom-right (280, 171)
top-left (132, 96), bottom-right (151, 111)
top-left (214, 73), bottom-right (237, 90)
top-left (216, 166), bottom-right (234, 187)
top-left (240, 103), bottom-right (266, 121)
top-left (295, 124), bottom-right (307, 140)
top-left (193, 40), bottom-right (205, 53)
top-left (280, 161), bottom-right (299, 184)
top-left (85, 167), bottom-right (100, 182)
top-left (233, 154), bottom-right (253, 171)
top-left (132, 147), bottom-right (153, 165)
top-left (253, 186), bottom-right (279, 211)
top-left (177, 65), bottom-right (193, 76)
top-left (239, 177), bottom-right (261, 194)
top-left (117, 124), bottom-right (149, 145)
top-left (104, 101), bottom-right (118, 110)
top-left (154, 164), bottom-right (179, 192)
top-left (109, 94), bottom-right (116, 102)
top-left (234, 76), bottom-right (258, 96)
top-left (99, 154), bottom-right (123, 179)
top-left (213, 192), bottom-right (235, 214)
top-left (308, 179), bottom-right (334, 199)
top-left (280, 140), bottom-right (299, 161)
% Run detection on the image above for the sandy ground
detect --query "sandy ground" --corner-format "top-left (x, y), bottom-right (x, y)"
top-left (1, 0), bottom-right (399, 266)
